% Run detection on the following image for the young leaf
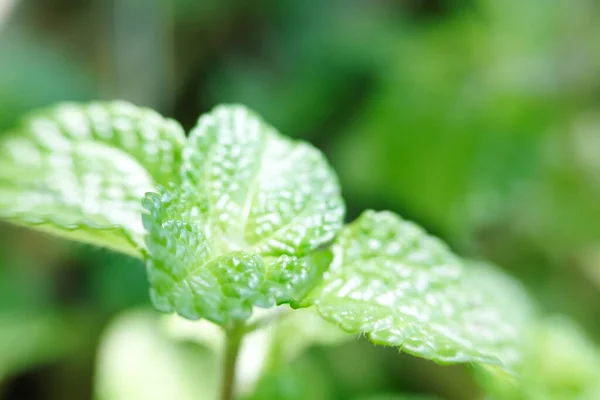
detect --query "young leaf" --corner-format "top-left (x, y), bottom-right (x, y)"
top-left (143, 105), bottom-right (344, 324)
top-left (182, 105), bottom-right (344, 257)
top-left (308, 210), bottom-right (531, 369)
top-left (0, 101), bottom-right (185, 257)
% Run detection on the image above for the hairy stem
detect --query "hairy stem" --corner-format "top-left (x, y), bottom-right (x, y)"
top-left (220, 324), bottom-right (244, 400)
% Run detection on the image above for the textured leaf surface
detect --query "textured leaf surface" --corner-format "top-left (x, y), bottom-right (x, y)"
top-left (143, 105), bottom-right (344, 323)
top-left (182, 105), bottom-right (344, 256)
top-left (0, 102), bottom-right (185, 256)
top-left (310, 210), bottom-right (531, 368)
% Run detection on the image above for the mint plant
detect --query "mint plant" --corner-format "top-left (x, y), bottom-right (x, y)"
top-left (0, 101), bottom-right (531, 399)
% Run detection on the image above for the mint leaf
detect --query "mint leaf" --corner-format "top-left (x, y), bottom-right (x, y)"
top-left (309, 210), bottom-right (531, 368)
top-left (0, 101), bottom-right (185, 257)
top-left (143, 105), bottom-right (344, 323)
top-left (182, 105), bottom-right (344, 257)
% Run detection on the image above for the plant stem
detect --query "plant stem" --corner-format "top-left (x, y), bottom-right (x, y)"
top-left (220, 324), bottom-right (244, 400)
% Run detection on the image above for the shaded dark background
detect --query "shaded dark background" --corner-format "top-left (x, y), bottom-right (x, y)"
top-left (1, 0), bottom-right (600, 399)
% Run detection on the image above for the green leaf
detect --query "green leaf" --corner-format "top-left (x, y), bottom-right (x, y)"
top-left (143, 105), bottom-right (344, 323)
top-left (0, 101), bottom-right (185, 257)
top-left (182, 104), bottom-right (344, 256)
top-left (309, 210), bottom-right (531, 369)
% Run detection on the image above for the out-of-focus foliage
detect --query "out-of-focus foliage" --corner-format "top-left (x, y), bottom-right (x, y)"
top-left (163, 306), bottom-right (353, 397)
top-left (96, 308), bottom-right (351, 400)
top-left (352, 396), bottom-right (441, 400)
top-left (0, 32), bottom-right (93, 132)
top-left (0, 313), bottom-right (77, 380)
top-left (270, 308), bottom-right (353, 363)
top-left (246, 359), bottom-right (333, 400)
top-left (94, 310), bottom-right (218, 400)
top-left (477, 317), bottom-right (600, 400)
top-left (1, 0), bottom-right (600, 399)
top-left (334, 0), bottom-right (572, 242)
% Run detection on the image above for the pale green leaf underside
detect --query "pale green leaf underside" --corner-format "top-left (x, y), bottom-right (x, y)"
top-left (143, 105), bottom-right (344, 324)
top-left (0, 101), bottom-right (185, 257)
top-left (311, 210), bottom-right (530, 369)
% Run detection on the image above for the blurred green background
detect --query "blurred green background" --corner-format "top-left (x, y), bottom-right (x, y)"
top-left (1, 0), bottom-right (600, 399)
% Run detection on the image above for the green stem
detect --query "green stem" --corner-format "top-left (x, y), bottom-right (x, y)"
top-left (220, 324), bottom-right (244, 400)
